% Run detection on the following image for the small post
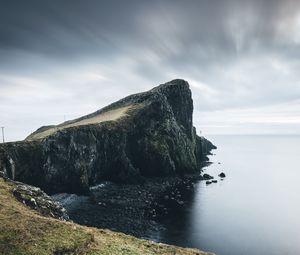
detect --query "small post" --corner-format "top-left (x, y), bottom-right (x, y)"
top-left (1, 126), bottom-right (4, 143)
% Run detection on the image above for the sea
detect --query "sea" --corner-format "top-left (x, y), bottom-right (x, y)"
top-left (56, 135), bottom-right (300, 255)
top-left (158, 135), bottom-right (300, 255)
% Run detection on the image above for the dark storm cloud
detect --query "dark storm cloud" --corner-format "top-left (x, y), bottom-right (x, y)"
top-left (1, 0), bottom-right (298, 59)
top-left (1, 0), bottom-right (300, 140)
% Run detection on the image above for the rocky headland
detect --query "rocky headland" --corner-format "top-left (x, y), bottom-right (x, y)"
top-left (0, 79), bottom-right (216, 195)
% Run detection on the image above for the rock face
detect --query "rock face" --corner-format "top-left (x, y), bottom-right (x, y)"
top-left (0, 172), bottom-right (69, 220)
top-left (0, 79), bottom-right (216, 194)
top-left (13, 181), bottom-right (70, 220)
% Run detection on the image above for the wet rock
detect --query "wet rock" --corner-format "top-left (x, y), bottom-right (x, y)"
top-left (176, 200), bottom-right (185, 205)
top-left (206, 181), bottom-right (212, 185)
top-left (203, 173), bottom-right (214, 180)
top-left (211, 180), bottom-right (218, 183)
top-left (219, 172), bottom-right (226, 178)
top-left (0, 171), bottom-right (8, 180)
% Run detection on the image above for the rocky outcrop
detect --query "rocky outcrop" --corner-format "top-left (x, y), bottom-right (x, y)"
top-left (13, 181), bottom-right (70, 220)
top-left (0, 173), bottom-right (69, 220)
top-left (203, 173), bottom-right (214, 180)
top-left (0, 79), bottom-right (216, 194)
top-left (219, 172), bottom-right (226, 178)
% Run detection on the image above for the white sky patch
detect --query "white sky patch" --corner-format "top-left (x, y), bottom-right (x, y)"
top-left (0, 74), bottom-right (69, 102)
top-left (189, 79), bottom-right (218, 95)
top-left (195, 100), bottom-right (300, 135)
top-left (275, 9), bottom-right (300, 44)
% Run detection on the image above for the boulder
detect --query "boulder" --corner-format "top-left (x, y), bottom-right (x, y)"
top-left (218, 172), bottom-right (226, 178)
top-left (203, 173), bottom-right (214, 180)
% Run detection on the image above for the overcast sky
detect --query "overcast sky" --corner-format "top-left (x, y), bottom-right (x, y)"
top-left (1, 0), bottom-right (300, 141)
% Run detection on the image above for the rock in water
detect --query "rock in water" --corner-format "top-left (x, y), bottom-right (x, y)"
top-left (219, 172), bottom-right (226, 178)
top-left (203, 173), bottom-right (214, 180)
top-left (0, 79), bottom-right (216, 194)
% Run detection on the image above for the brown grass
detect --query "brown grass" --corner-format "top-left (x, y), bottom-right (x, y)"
top-left (0, 178), bottom-right (214, 255)
top-left (27, 105), bottom-right (135, 141)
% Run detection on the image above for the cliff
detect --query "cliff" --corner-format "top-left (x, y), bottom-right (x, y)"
top-left (0, 79), bottom-right (216, 194)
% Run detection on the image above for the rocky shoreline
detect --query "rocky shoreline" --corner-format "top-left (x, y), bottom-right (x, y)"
top-left (54, 166), bottom-right (223, 240)
top-left (0, 176), bottom-right (215, 255)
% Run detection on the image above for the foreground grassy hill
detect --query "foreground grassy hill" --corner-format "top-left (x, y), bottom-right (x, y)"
top-left (0, 178), bottom-right (214, 255)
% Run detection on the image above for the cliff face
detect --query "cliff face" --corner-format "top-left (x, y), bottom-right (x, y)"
top-left (0, 79), bottom-right (216, 194)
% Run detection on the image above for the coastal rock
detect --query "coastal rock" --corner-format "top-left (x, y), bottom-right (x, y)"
top-left (9, 178), bottom-right (69, 220)
top-left (219, 172), bottom-right (226, 178)
top-left (0, 79), bottom-right (216, 194)
top-left (203, 174), bottom-right (214, 180)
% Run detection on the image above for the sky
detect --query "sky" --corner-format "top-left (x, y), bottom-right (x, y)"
top-left (1, 0), bottom-right (300, 141)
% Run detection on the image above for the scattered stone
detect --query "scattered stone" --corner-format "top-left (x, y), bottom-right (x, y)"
top-left (206, 181), bottom-right (212, 185)
top-left (211, 180), bottom-right (217, 183)
top-left (203, 173), bottom-right (214, 180)
top-left (176, 200), bottom-right (184, 205)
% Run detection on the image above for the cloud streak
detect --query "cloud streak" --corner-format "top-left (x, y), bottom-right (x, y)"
top-left (1, 0), bottom-right (300, 140)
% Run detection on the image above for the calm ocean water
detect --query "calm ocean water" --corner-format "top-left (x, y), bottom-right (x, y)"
top-left (158, 135), bottom-right (300, 255)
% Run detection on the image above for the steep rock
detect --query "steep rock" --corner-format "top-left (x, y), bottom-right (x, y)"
top-left (0, 172), bottom-right (69, 220)
top-left (0, 79), bottom-right (216, 194)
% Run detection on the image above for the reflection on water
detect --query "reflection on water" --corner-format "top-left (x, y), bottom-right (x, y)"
top-left (157, 135), bottom-right (300, 255)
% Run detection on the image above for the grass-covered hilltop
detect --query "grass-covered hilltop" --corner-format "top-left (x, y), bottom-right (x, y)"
top-left (0, 79), bottom-right (215, 195)
top-left (0, 177), bottom-right (214, 255)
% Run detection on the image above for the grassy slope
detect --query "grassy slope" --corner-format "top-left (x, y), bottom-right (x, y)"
top-left (0, 178), bottom-right (214, 255)
top-left (26, 105), bottom-right (133, 141)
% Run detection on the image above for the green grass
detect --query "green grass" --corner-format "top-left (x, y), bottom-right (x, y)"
top-left (0, 178), bottom-right (214, 255)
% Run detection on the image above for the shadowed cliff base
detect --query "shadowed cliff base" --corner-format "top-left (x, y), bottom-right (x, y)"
top-left (0, 79), bottom-right (216, 195)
